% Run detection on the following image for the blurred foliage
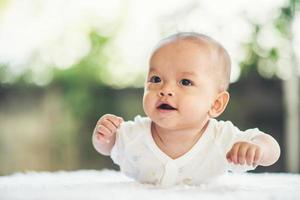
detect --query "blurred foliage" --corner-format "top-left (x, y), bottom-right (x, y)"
top-left (240, 0), bottom-right (299, 79)
top-left (48, 31), bottom-right (144, 168)
top-left (0, 0), bottom-right (8, 9)
top-left (50, 32), bottom-right (112, 167)
top-left (51, 31), bottom-right (110, 119)
top-left (0, 30), bottom-right (144, 174)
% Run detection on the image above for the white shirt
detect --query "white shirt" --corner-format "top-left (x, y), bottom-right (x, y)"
top-left (111, 116), bottom-right (263, 186)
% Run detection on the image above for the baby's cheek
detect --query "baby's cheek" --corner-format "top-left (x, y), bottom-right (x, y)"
top-left (145, 83), bottom-right (160, 91)
top-left (181, 99), bottom-right (210, 120)
top-left (143, 92), bottom-right (155, 115)
top-left (184, 96), bottom-right (208, 111)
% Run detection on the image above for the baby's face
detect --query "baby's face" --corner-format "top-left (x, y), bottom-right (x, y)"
top-left (143, 40), bottom-right (220, 130)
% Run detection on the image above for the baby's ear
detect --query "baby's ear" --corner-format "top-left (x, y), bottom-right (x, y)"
top-left (208, 91), bottom-right (230, 118)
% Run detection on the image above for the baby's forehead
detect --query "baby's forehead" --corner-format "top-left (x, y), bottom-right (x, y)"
top-left (152, 36), bottom-right (216, 56)
top-left (150, 37), bottom-right (219, 72)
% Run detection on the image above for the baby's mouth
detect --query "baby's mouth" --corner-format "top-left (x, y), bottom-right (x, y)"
top-left (157, 103), bottom-right (177, 110)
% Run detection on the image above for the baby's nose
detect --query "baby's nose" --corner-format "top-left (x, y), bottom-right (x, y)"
top-left (159, 91), bottom-right (174, 97)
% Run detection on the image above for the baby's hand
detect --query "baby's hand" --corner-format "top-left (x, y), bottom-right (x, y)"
top-left (226, 141), bottom-right (264, 166)
top-left (94, 114), bottom-right (123, 144)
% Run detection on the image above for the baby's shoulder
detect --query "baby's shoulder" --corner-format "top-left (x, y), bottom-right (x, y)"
top-left (208, 118), bottom-right (238, 137)
top-left (118, 115), bottom-right (151, 140)
top-left (208, 118), bottom-right (262, 145)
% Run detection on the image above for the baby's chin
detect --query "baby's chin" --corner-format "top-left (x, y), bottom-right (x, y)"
top-left (151, 118), bottom-right (184, 130)
top-left (151, 115), bottom-right (208, 131)
top-left (145, 110), bottom-right (186, 130)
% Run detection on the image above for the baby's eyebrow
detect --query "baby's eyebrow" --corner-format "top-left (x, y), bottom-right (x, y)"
top-left (180, 71), bottom-right (197, 76)
top-left (149, 68), bottom-right (158, 73)
top-left (148, 68), bottom-right (198, 77)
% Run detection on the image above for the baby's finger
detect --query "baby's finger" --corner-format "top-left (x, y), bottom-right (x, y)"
top-left (106, 115), bottom-right (123, 128)
top-left (237, 145), bottom-right (248, 165)
top-left (102, 119), bottom-right (117, 134)
top-left (228, 143), bottom-right (240, 164)
top-left (245, 146), bottom-right (256, 165)
top-left (96, 132), bottom-right (111, 144)
top-left (118, 117), bottom-right (124, 124)
top-left (226, 151), bottom-right (232, 163)
top-left (97, 124), bottom-right (113, 137)
top-left (253, 147), bottom-right (262, 165)
top-left (226, 148), bottom-right (234, 162)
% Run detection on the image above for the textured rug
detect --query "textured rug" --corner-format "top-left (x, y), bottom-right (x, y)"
top-left (0, 170), bottom-right (300, 200)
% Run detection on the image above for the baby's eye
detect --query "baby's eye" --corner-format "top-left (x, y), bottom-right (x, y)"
top-left (149, 76), bottom-right (161, 83)
top-left (180, 79), bottom-right (193, 86)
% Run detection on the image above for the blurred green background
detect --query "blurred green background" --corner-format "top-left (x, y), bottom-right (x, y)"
top-left (0, 0), bottom-right (300, 175)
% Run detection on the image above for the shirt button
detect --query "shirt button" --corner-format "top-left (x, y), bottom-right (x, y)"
top-left (165, 162), bottom-right (179, 175)
top-left (132, 155), bottom-right (140, 162)
top-left (165, 162), bottom-right (177, 171)
top-left (178, 167), bottom-right (183, 173)
top-left (183, 178), bottom-right (193, 185)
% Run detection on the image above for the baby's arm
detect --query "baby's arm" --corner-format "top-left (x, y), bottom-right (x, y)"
top-left (226, 133), bottom-right (280, 166)
top-left (92, 114), bottom-right (123, 156)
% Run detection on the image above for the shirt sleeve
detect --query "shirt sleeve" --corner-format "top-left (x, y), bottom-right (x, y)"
top-left (110, 121), bottom-right (132, 166)
top-left (110, 125), bottom-right (125, 166)
top-left (214, 120), bottom-right (264, 173)
top-left (110, 118), bottom-right (139, 166)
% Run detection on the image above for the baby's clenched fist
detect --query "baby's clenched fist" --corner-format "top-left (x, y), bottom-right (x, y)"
top-left (94, 114), bottom-right (123, 144)
top-left (226, 141), bottom-right (264, 166)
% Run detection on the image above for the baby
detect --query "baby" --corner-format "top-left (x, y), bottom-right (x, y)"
top-left (92, 32), bottom-right (281, 186)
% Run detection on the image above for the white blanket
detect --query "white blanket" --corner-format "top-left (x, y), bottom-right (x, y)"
top-left (0, 170), bottom-right (299, 200)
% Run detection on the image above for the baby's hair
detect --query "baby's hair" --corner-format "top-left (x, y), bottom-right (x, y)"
top-left (153, 32), bottom-right (231, 91)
